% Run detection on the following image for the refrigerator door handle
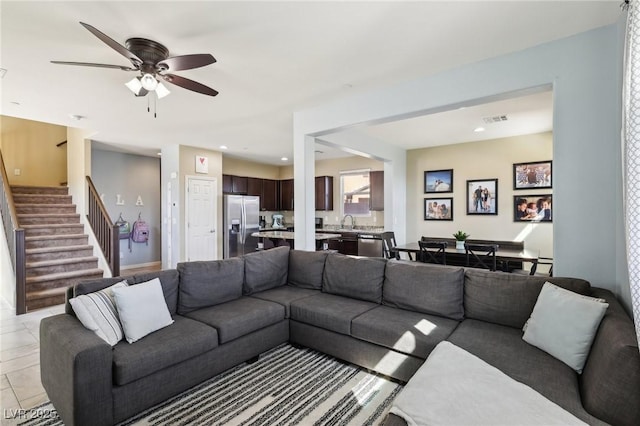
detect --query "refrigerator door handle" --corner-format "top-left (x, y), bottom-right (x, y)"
top-left (240, 201), bottom-right (246, 244)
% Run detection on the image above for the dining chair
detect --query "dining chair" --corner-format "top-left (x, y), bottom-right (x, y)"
top-left (418, 240), bottom-right (447, 265)
top-left (514, 256), bottom-right (553, 277)
top-left (381, 231), bottom-right (413, 261)
top-left (465, 243), bottom-right (498, 271)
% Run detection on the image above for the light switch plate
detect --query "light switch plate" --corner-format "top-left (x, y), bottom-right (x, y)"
top-left (14, 169), bottom-right (20, 176)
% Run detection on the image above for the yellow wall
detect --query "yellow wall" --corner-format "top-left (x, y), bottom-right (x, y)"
top-left (407, 131), bottom-right (553, 257)
top-left (222, 156), bottom-right (280, 179)
top-left (0, 116), bottom-right (67, 186)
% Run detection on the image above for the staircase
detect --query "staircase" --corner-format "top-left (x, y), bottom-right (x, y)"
top-left (12, 185), bottom-right (103, 311)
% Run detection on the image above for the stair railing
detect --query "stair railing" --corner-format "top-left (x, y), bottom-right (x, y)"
top-left (86, 176), bottom-right (119, 277)
top-left (0, 150), bottom-right (26, 314)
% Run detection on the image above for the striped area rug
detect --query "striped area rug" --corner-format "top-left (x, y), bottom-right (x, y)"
top-left (17, 344), bottom-right (402, 426)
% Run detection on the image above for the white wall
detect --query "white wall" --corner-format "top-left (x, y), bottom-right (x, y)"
top-left (294, 22), bottom-right (628, 309)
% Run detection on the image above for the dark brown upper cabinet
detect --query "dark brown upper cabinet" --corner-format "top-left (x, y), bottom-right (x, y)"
top-left (315, 176), bottom-right (333, 211)
top-left (370, 170), bottom-right (384, 211)
top-left (261, 179), bottom-right (279, 211)
top-left (222, 174), bottom-right (248, 194)
top-left (279, 179), bottom-right (294, 211)
top-left (247, 177), bottom-right (262, 197)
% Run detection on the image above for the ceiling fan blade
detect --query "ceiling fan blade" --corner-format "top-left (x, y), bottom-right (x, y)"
top-left (157, 54), bottom-right (216, 72)
top-left (79, 22), bottom-right (143, 67)
top-left (161, 74), bottom-right (218, 97)
top-left (51, 61), bottom-right (137, 71)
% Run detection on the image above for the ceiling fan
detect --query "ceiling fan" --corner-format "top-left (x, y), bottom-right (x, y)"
top-left (52, 22), bottom-right (218, 99)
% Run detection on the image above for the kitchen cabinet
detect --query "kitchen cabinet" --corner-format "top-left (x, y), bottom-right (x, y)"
top-left (279, 179), bottom-right (294, 211)
top-left (315, 176), bottom-right (333, 211)
top-left (327, 232), bottom-right (358, 255)
top-left (247, 177), bottom-right (262, 197)
top-left (261, 179), bottom-right (279, 211)
top-left (223, 174), bottom-right (248, 194)
top-left (370, 170), bottom-right (384, 211)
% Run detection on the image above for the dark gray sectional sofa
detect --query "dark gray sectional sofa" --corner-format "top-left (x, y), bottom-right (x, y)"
top-left (40, 246), bottom-right (640, 426)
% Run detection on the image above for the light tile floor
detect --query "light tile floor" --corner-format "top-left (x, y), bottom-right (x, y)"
top-left (0, 299), bottom-right (62, 425)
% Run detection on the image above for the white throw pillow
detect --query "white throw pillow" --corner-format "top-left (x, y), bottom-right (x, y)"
top-left (522, 282), bottom-right (608, 373)
top-left (112, 277), bottom-right (174, 343)
top-left (69, 280), bottom-right (128, 346)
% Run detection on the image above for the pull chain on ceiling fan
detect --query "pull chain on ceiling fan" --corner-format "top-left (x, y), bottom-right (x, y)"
top-left (52, 22), bottom-right (218, 116)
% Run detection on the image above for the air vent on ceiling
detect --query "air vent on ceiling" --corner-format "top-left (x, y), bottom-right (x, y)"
top-left (482, 115), bottom-right (509, 123)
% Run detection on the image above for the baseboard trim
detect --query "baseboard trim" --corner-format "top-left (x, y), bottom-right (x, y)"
top-left (120, 261), bottom-right (162, 271)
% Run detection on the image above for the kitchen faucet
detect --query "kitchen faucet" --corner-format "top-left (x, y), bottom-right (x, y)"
top-left (342, 214), bottom-right (355, 230)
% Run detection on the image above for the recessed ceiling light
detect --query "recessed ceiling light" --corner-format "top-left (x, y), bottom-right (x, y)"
top-left (281, 157), bottom-right (288, 161)
top-left (315, 150), bottom-right (324, 154)
top-left (157, 152), bottom-right (162, 156)
top-left (10, 101), bottom-right (20, 106)
top-left (474, 127), bottom-right (485, 132)
top-left (69, 114), bottom-right (85, 121)
top-left (219, 145), bottom-right (228, 150)
top-left (0, 69), bottom-right (7, 78)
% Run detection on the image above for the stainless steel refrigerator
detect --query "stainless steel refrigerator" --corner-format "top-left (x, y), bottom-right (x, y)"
top-left (223, 195), bottom-right (260, 258)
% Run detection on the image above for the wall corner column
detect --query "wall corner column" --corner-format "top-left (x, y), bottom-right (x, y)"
top-left (293, 132), bottom-right (316, 251)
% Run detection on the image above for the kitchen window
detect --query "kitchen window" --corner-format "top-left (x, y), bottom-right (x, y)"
top-left (340, 169), bottom-right (371, 217)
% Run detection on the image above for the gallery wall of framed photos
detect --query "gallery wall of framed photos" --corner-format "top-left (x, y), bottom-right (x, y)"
top-left (409, 131), bottom-right (554, 258)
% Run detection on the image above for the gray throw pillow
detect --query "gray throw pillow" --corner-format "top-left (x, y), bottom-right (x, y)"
top-left (177, 258), bottom-right (244, 314)
top-left (243, 246), bottom-right (290, 295)
top-left (383, 262), bottom-right (464, 320)
top-left (288, 250), bottom-right (329, 289)
top-left (323, 254), bottom-right (386, 303)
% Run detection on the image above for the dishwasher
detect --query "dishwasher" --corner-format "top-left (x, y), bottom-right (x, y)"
top-left (357, 233), bottom-right (384, 257)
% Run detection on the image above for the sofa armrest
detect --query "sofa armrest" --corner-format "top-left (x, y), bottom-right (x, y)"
top-left (580, 288), bottom-right (640, 426)
top-left (40, 314), bottom-right (113, 426)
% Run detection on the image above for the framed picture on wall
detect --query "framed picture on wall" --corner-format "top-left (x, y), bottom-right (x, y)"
top-left (424, 198), bottom-right (453, 220)
top-left (513, 160), bottom-right (552, 189)
top-left (513, 194), bottom-right (552, 222)
top-left (424, 169), bottom-right (453, 193)
top-left (467, 179), bottom-right (498, 215)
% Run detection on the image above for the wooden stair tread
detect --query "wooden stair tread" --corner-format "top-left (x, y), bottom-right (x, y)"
top-left (26, 287), bottom-right (68, 301)
top-left (26, 268), bottom-right (103, 283)
top-left (25, 233), bottom-right (86, 241)
top-left (21, 223), bottom-right (83, 229)
top-left (17, 213), bottom-right (80, 218)
top-left (26, 245), bottom-right (93, 254)
top-left (27, 256), bottom-right (98, 268)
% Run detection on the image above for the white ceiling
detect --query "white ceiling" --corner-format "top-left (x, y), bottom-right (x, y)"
top-left (0, 1), bottom-right (621, 164)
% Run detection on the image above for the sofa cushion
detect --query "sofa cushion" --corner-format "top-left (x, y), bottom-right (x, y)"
top-left (352, 305), bottom-right (459, 359)
top-left (447, 319), bottom-right (604, 425)
top-left (580, 288), bottom-right (640, 426)
top-left (288, 250), bottom-right (329, 289)
top-left (464, 269), bottom-right (591, 329)
top-left (184, 297), bottom-right (285, 344)
top-left (383, 262), bottom-right (464, 320)
top-left (243, 246), bottom-right (290, 295)
top-left (177, 258), bottom-right (244, 314)
top-left (323, 254), bottom-right (386, 303)
top-left (112, 315), bottom-right (219, 386)
top-left (250, 285), bottom-right (320, 318)
top-left (522, 282), bottom-right (608, 373)
top-left (290, 292), bottom-right (378, 335)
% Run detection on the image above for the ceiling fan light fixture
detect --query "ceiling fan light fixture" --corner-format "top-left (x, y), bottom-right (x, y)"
top-left (156, 82), bottom-right (170, 99)
top-left (125, 77), bottom-right (143, 95)
top-left (141, 73), bottom-right (158, 91)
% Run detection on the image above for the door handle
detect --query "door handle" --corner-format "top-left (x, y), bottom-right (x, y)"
top-left (210, 230), bottom-right (215, 233)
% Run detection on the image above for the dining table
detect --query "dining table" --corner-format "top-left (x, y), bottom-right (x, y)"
top-left (390, 242), bottom-right (540, 271)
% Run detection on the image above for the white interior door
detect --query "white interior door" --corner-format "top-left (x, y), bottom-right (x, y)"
top-left (186, 177), bottom-right (217, 261)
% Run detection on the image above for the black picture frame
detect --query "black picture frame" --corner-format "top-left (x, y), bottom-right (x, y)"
top-left (424, 169), bottom-right (453, 193)
top-left (467, 179), bottom-right (498, 215)
top-left (513, 194), bottom-right (552, 222)
top-left (513, 160), bottom-right (552, 190)
top-left (424, 198), bottom-right (453, 221)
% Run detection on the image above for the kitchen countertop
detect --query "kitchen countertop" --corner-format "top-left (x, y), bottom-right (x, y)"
top-left (252, 231), bottom-right (340, 240)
